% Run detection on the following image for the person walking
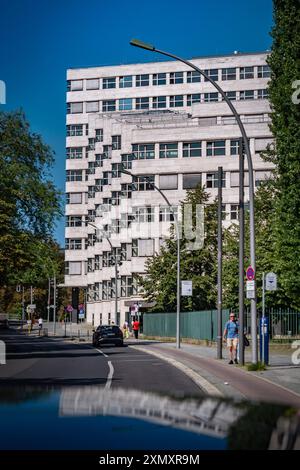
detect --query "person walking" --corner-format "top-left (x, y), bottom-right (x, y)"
top-left (223, 312), bottom-right (239, 364)
top-left (132, 318), bottom-right (140, 340)
top-left (123, 320), bottom-right (129, 339)
top-left (38, 317), bottom-right (43, 335)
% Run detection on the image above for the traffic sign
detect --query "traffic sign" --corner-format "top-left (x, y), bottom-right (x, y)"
top-left (66, 304), bottom-right (73, 312)
top-left (181, 280), bottom-right (193, 296)
top-left (265, 272), bottom-right (277, 291)
top-left (246, 280), bottom-right (255, 299)
top-left (246, 266), bottom-right (255, 281)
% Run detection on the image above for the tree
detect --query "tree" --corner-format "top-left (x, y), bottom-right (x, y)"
top-left (265, 0), bottom-right (300, 308)
top-left (0, 110), bottom-right (63, 311)
top-left (140, 185), bottom-right (218, 312)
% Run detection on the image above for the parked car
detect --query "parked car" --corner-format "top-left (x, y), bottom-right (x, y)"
top-left (92, 324), bottom-right (123, 347)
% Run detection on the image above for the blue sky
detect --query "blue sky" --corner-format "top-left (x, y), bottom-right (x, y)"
top-left (0, 0), bottom-right (273, 245)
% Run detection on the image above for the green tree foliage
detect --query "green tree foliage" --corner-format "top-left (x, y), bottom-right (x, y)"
top-left (0, 110), bottom-right (63, 311)
top-left (265, 0), bottom-right (300, 308)
top-left (140, 185), bottom-right (218, 312)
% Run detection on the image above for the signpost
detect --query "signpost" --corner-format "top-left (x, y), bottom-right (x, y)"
top-left (181, 280), bottom-right (193, 296)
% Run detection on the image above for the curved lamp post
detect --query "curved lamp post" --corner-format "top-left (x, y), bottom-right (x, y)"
top-left (121, 168), bottom-right (181, 349)
top-left (130, 39), bottom-right (257, 363)
top-left (87, 221), bottom-right (119, 324)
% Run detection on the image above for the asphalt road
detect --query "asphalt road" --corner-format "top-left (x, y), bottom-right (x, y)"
top-left (0, 328), bottom-right (203, 397)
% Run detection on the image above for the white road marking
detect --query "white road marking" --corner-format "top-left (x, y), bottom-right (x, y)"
top-left (105, 361), bottom-right (114, 390)
top-left (95, 348), bottom-right (108, 358)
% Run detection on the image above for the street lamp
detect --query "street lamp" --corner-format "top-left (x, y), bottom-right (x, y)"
top-left (130, 39), bottom-right (257, 363)
top-left (87, 221), bottom-right (119, 325)
top-left (121, 168), bottom-right (181, 349)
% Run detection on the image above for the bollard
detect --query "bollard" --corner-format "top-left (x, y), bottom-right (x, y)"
top-left (43, 328), bottom-right (48, 337)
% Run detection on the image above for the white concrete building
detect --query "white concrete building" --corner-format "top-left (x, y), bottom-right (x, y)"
top-left (65, 51), bottom-right (273, 326)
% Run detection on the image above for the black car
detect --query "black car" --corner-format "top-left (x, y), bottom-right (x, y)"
top-left (92, 324), bottom-right (123, 347)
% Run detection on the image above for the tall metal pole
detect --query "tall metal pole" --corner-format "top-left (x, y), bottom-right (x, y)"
top-left (21, 286), bottom-right (25, 330)
top-left (53, 275), bottom-right (56, 335)
top-left (238, 139), bottom-right (245, 365)
top-left (114, 254), bottom-right (118, 324)
top-left (217, 166), bottom-right (223, 359)
top-left (130, 39), bottom-right (257, 363)
top-left (262, 272), bottom-right (265, 317)
top-left (30, 285), bottom-right (33, 304)
top-left (47, 277), bottom-right (51, 323)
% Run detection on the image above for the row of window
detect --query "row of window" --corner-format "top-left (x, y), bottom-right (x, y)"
top-left (67, 65), bottom-right (271, 92)
top-left (66, 136), bottom-right (273, 162)
top-left (67, 89), bottom-right (268, 113)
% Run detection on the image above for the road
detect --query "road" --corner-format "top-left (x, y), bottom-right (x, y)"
top-left (0, 328), bottom-right (203, 397)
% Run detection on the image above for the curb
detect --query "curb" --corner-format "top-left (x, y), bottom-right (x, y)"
top-left (130, 345), bottom-right (223, 397)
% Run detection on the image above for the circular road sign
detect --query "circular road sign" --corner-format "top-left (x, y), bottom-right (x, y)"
top-left (246, 266), bottom-right (255, 281)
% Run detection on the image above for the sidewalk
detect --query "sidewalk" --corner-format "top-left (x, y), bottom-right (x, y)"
top-left (129, 339), bottom-right (300, 407)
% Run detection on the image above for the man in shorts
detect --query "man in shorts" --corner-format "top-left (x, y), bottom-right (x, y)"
top-left (223, 312), bottom-right (239, 364)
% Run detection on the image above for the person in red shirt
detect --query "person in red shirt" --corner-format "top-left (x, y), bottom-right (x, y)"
top-left (132, 319), bottom-right (140, 339)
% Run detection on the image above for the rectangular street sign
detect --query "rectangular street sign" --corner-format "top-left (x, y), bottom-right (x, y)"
top-left (246, 280), bottom-right (255, 299)
top-left (181, 280), bottom-right (193, 296)
top-left (265, 272), bottom-right (277, 291)
top-left (28, 304), bottom-right (36, 309)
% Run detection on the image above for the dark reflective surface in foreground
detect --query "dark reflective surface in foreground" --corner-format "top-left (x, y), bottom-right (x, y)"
top-left (0, 385), bottom-right (299, 450)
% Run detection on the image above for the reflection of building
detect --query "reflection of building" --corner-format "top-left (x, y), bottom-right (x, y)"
top-left (59, 387), bottom-right (245, 438)
top-left (65, 52), bottom-right (273, 326)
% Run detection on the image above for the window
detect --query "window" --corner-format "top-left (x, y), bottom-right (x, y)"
top-left (67, 125), bottom-right (83, 136)
top-left (230, 139), bottom-right (240, 155)
top-left (159, 143), bottom-right (178, 158)
top-left (66, 216), bottom-right (82, 227)
top-left (159, 174), bottom-right (178, 190)
top-left (112, 135), bottom-right (121, 150)
top-left (86, 78), bottom-right (99, 90)
top-left (121, 153), bottom-right (134, 170)
top-left (240, 66), bottom-right (254, 79)
top-left (222, 204), bottom-right (227, 220)
top-left (67, 102), bottom-right (83, 114)
top-left (102, 100), bottom-right (116, 112)
top-left (204, 92), bottom-right (219, 102)
top-left (119, 98), bottom-right (132, 111)
top-left (94, 282), bottom-right (101, 300)
top-left (222, 68), bottom-right (236, 80)
top-left (207, 140), bottom-right (226, 156)
top-left (68, 261), bottom-right (82, 275)
top-left (206, 172), bottom-right (226, 188)
top-left (102, 280), bottom-right (111, 300)
top-left (86, 101), bottom-right (99, 113)
top-left (255, 170), bottom-right (272, 186)
top-left (240, 90), bottom-right (254, 100)
top-left (170, 72), bottom-right (184, 84)
top-left (94, 256), bottom-right (101, 271)
top-left (183, 174), bottom-right (201, 189)
top-left (224, 91), bottom-right (237, 101)
top-left (257, 89), bottom-right (269, 99)
top-left (257, 65), bottom-right (271, 78)
top-left (230, 172), bottom-right (249, 187)
top-left (67, 193), bottom-right (82, 204)
top-left (133, 207), bottom-right (155, 223)
top-left (133, 175), bottom-right (155, 191)
top-left (103, 77), bottom-right (116, 89)
top-left (187, 94), bottom-right (201, 106)
top-left (121, 276), bottom-right (133, 297)
top-left (152, 96), bottom-right (166, 109)
top-left (66, 147), bottom-right (83, 159)
top-left (132, 239), bottom-right (154, 256)
top-left (159, 206), bottom-right (178, 222)
top-left (187, 71), bottom-right (201, 83)
top-left (95, 129), bottom-right (103, 142)
top-left (132, 143), bottom-right (155, 160)
top-left (230, 204), bottom-right (239, 220)
top-left (65, 238), bottom-right (82, 250)
top-left (152, 73), bottom-right (166, 86)
top-left (67, 80), bottom-right (83, 91)
top-left (119, 75), bottom-right (132, 88)
top-left (183, 141), bottom-right (201, 158)
top-left (136, 74), bottom-right (149, 87)
top-left (136, 97), bottom-right (149, 109)
top-left (204, 69), bottom-right (219, 81)
top-left (170, 95), bottom-right (184, 107)
top-left (66, 170), bottom-right (82, 182)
